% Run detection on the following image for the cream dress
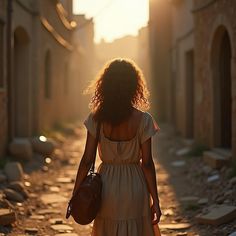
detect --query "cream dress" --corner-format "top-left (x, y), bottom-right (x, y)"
top-left (84, 111), bottom-right (160, 236)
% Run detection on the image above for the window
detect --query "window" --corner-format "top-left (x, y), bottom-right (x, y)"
top-left (44, 50), bottom-right (52, 99)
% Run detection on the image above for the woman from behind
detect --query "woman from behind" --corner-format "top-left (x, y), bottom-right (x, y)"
top-left (72, 58), bottom-right (162, 236)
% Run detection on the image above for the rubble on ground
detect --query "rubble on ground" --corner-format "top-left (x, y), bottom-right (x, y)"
top-left (0, 124), bottom-right (235, 235)
top-left (9, 138), bottom-right (33, 161)
top-left (196, 205), bottom-right (236, 226)
top-left (31, 136), bottom-right (57, 155)
top-left (4, 162), bottom-right (24, 182)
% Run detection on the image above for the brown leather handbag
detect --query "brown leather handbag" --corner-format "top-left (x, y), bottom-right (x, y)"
top-left (66, 123), bottom-right (102, 225)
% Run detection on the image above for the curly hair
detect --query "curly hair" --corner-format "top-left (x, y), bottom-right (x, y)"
top-left (85, 58), bottom-right (150, 125)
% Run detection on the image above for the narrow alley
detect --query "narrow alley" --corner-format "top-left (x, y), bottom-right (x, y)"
top-left (1, 0), bottom-right (236, 235)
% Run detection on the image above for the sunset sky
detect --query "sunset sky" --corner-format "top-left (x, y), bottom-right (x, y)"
top-left (73, 0), bottom-right (149, 43)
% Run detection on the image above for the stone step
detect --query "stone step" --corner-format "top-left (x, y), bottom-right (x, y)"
top-left (203, 150), bottom-right (230, 169)
top-left (212, 148), bottom-right (232, 159)
top-left (196, 205), bottom-right (236, 226)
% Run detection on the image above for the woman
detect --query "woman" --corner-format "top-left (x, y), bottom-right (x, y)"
top-left (72, 58), bottom-right (162, 235)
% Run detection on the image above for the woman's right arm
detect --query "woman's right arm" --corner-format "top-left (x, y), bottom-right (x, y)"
top-left (72, 131), bottom-right (98, 196)
top-left (141, 137), bottom-right (162, 224)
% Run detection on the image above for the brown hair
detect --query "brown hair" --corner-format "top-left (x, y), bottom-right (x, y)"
top-left (85, 58), bottom-right (150, 125)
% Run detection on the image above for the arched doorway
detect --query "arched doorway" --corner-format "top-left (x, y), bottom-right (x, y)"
top-left (211, 26), bottom-right (232, 149)
top-left (13, 26), bottom-right (31, 137)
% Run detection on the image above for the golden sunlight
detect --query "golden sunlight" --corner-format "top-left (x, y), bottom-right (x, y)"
top-left (73, 0), bottom-right (149, 43)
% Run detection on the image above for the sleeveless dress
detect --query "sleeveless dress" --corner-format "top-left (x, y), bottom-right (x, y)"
top-left (84, 111), bottom-right (160, 236)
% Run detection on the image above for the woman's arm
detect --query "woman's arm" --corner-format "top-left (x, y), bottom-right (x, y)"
top-left (72, 131), bottom-right (98, 196)
top-left (141, 137), bottom-right (161, 224)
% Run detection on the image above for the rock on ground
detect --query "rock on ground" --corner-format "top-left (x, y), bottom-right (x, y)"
top-left (31, 137), bottom-right (56, 155)
top-left (0, 209), bottom-right (16, 226)
top-left (0, 173), bottom-right (7, 183)
top-left (9, 138), bottom-right (33, 160)
top-left (3, 188), bottom-right (25, 203)
top-left (8, 181), bottom-right (29, 199)
top-left (4, 162), bottom-right (24, 182)
top-left (196, 205), bottom-right (236, 226)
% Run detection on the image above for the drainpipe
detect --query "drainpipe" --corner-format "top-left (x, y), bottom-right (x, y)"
top-left (6, 0), bottom-right (13, 143)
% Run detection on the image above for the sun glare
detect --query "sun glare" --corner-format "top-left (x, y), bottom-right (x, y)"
top-left (73, 0), bottom-right (149, 43)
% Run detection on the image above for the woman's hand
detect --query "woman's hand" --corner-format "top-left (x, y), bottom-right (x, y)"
top-left (151, 202), bottom-right (162, 225)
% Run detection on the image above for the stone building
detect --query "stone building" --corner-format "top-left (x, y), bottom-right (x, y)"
top-left (0, 0), bottom-right (7, 157)
top-left (6, 0), bottom-right (77, 139)
top-left (149, 0), bottom-right (236, 160)
top-left (137, 26), bottom-right (151, 89)
top-left (0, 0), bottom-right (94, 158)
top-left (95, 35), bottom-right (139, 67)
top-left (38, 0), bottom-right (76, 130)
top-left (149, 0), bottom-right (172, 123)
top-left (71, 14), bottom-right (95, 119)
top-left (137, 26), bottom-right (153, 113)
top-left (170, 0), bottom-right (194, 139)
top-left (149, 0), bottom-right (194, 133)
top-left (193, 0), bottom-right (236, 159)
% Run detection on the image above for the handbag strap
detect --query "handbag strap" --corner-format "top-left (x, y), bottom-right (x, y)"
top-left (89, 121), bottom-right (101, 173)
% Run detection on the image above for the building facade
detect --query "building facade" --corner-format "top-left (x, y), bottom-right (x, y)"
top-left (193, 0), bottom-right (236, 157)
top-left (149, 0), bottom-right (194, 136)
top-left (95, 35), bottom-right (139, 67)
top-left (11, 0), bottom-right (40, 139)
top-left (38, 0), bottom-right (76, 130)
top-left (0, 0), bottom-right (7, 157)
top-left (0, 0), bottom-right (94, 158)
top-left (149, 0), bottom-right (172, 123)
top-left (149, 0), bottom-right (236, 160)
top-left (71, 14), bottom-right (95, 120)
top-left (170, 0), bottom-right (194, 138)
top-left (137, 26), bottom-right (151, 89)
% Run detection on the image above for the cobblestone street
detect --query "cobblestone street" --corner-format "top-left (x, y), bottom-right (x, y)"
top-left (1, 122), bottom-right (236, 235)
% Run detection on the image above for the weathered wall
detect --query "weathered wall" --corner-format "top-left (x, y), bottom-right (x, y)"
top-left (72, 14), bottom-right (95, 121)
top-left (12, 0), bottom-right (37, 137)
top-left (193, 0), bottom-right (236, 158)
top-left (0, 91), bottom-right (7, 157)
top-left (149, 0), bottom-right (172, 122)
top-left (0, 0), bottom-right (7, 157)
top-left (170, 0), bottom-right (194, 137)
top-left (38, 0), bottom-right (75, 131)
top-left (137, 26), bottom-right (151, 94)
top-left (149, 0), bottom-right (194, 132)
top-left (0, 0), bottom-right (94, 158)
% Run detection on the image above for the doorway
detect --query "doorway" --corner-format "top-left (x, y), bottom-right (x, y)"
top-left (212, 26), bottom-right (232, 148)
top-left (219, 31), bottom-right (232, 148)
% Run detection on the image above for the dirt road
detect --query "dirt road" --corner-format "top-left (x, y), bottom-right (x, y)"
top-left (2, 123), bottom-right (235, 235)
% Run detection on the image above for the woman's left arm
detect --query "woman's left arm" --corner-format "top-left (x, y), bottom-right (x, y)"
top-left (72, 131), bottom-right (98, 196)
